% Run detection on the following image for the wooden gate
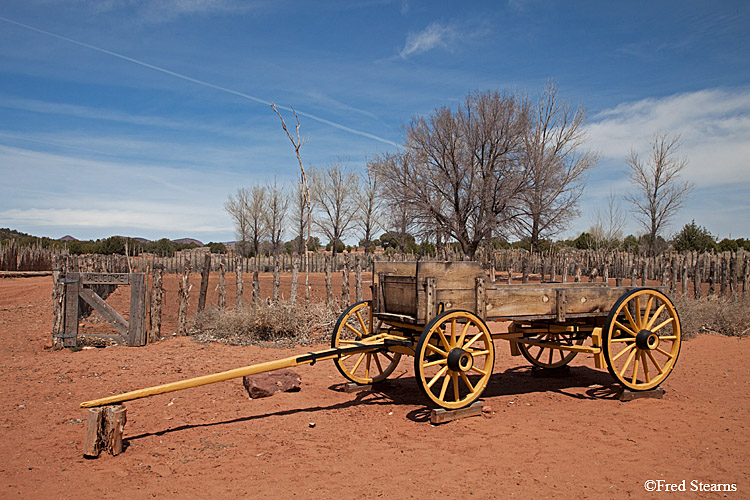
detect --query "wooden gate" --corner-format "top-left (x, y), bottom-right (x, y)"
top-left (59, 272), bottom-right (146, 347)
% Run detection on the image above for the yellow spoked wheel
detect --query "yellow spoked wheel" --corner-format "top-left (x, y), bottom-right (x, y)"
top-left (517, 331), bottom-right (583, 369)
top-left (414, 310), bottom-right (495, 410)
top-left (603, 288), bottom-right (682, 391)
top-left (331, 301), bottom-right (401, 385)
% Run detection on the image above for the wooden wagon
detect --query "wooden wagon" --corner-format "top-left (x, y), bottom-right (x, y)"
top-left (330, 261), bottom-right (681, 409)
top-left (82, 261), bottom-right (681, 413)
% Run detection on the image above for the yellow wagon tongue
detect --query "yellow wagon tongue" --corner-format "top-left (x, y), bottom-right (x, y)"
top-left (80, 340), bottom-right (388, 408)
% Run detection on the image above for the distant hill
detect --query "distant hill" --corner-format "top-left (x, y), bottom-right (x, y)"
top-left (174, 238), bottom-right (204, 247)
top-left (59, 235), bottom-right (77, 241)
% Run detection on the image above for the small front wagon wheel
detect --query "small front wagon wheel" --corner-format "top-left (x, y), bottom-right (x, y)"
top-left (603, 288), bottom-right (681, 391)
top-left (332, 301), bottom-right (401, 385)
top-left (414, 310), bottom-right (495, 410)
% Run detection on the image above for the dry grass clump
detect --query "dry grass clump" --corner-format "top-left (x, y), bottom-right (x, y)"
top-left (189, 301), bottom-right (340, 347)
top-left (674, 295), bottom-right (750, 339)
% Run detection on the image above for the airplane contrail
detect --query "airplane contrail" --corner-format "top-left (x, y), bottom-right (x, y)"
top-left (0, 16), bottom-right (401, 148)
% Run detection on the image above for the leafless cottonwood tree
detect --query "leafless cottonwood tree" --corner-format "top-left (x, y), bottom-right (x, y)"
top-left (371, 152), bottom-right (418, 252)
top-left (590, 192), bottom-right (626, 251)
top-left (291, 179), bottom-right (308, 255)
top-left (310, 160), bottom-right (358, 259)
top-left (224, 187), bottom-right (252, 256)
top-left (375, 90), bottom-right (528, 259)
top-left (513, 81), bottom-right (598, 251)
top-left (357, 160), bottom-right (383, 254)
top-left (271, 103), bottom-right (311, 304)
top-left (246, 185), bottom-right (267, 263)
top-left (625, 133), bottom-right (693, 257)
top-left (265, 178), bottom-right (289, 259)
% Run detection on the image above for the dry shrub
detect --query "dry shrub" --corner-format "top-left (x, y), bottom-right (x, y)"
top-left (189, 301), bottom-right (340, 347)
top-left (674, 295), bottom-right (750, 339)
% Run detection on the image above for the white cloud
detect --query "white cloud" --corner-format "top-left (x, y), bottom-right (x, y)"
top-left (399, 23), bottom-right (458, 59)
top-left (586, 88), bottom-right (750, 187)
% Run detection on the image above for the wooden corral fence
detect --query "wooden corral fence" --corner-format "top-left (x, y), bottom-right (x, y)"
top-left (0, 240), bottom-right (66, 271)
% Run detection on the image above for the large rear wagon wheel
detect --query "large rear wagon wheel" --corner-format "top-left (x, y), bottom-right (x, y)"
top-left (517, 330), bottom-right (583, 369)
top-left (414, 310), bottom-right (495, 410)
top-left (603, 288), bottom-right (681, 391)
top-left (331, 301), bottom-right (401, 385)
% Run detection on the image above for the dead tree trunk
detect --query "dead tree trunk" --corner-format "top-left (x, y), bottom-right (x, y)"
top-left (51, 254), bottom-right (65, 350)
top-left (235, 257), bottom-right (244, 310)
top-left (218, 260), bottom-right (226, 310)
top-left (290, 256), bottom-right (299, 305)
top-left (341, 254), bottom-right (350, 308)
top-left (325, 255), bottom-right (333, 307)
top-left (273, 257), bottom-right (281, 303)
top-left (177, 264), bottom-right (191, 336)
top-left (149, 266), bottom-right (163, 342)
top-left (197, 253), bottom-right (211, 313)
top-left (354, 256), bottom-right (363, 303)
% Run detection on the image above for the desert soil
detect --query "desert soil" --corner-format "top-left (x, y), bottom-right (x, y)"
top-left (0, 274), bottom-right (748, 499)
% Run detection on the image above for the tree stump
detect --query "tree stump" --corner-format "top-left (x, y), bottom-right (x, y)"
top-left (83, 405), bottom-right (127, 458)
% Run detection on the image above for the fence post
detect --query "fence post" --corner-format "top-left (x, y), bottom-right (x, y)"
top-left (341, 254), bottom-right (350, 307)
top-left (149, 266), bottom-right (163, 342)
top-left (325, 255), bottom-right (333, 307)
top-left (273, 256), bottom-right (281, 303)
top-left (197, 253), bottom-right (211, 313)
top-left (218, 260), bottom-right (226, 310)
top-left (235, 258), bottom-right (244, 310)
top-left (355, 255), bottom-right (363, 303)
top-left (128, 273), bottom-right (146, 346)
top-left (177, 264), bottom-right (191, 335)
top-left (290, 256), bottom-right (299, 305)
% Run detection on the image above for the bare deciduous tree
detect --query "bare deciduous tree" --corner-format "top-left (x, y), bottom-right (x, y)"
top-left (625, 133), bottom-right (693, 257)
top-left (357, 159), bottom-right (384, 254)
top-left (265, 179), bottom-right (289, 259)
top-left (310, 160), bottom-right (358, 259)
top-left (224, 187), bottom-right (251, 256)
top-left (590, 192), bottom-right (627, 251)
top-left (271, 103), bottom-right (311, 304)
top-left (513, 81), bottom-right (598, 250)
top-left (374, 90), bottom-right (528, 259)
top-left (292, 179), bottom-right (308, 255)
top-left (246, 185), bottom-right (267, 262)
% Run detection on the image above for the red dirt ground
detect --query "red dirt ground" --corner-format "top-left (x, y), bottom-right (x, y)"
top-left (0, 275), bottom-right (748, 499)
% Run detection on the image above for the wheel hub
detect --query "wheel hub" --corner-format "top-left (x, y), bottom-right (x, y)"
top-left (447, 348), bottom-right (474, 372)
top-left (635, 329), bottom-right (660, 350)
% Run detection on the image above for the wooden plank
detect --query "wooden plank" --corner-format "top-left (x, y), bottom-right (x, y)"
top-left (344, 383), bottom-right (372, 393)
top-left (425, 277), bottom-right (436, 323)
top-left (78, 288), bottom-right (128, 336)
top-left (430, 401), bottom-right (483, 424)
top-left (475, 277), bottom-right (486, 320)
top-left (128, 273), bottom-right (147, 347)
top-left (63, 278), bottom-right (80, 348)
top-left (80, 273), bottom-right (130, 286)
top-left (556, 289), bottom-right (566, 322)
top-left (620, 386), bottom-right (665, 401)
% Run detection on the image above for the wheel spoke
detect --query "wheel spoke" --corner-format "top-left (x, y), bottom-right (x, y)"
top-left (438, 371), bottom-right (451, 400)
top-left (645, 304), bottom-right (667, 330)
top-left (547, 347), bottom-right (553, 365)
top-left (450, 319), bottom-right (457, 348)
top-left (351, 352), bottom-right (367, 373)
top-left (619, 348), bottom-right (637, 378)
top-left (610, 337), bottom-right (636, 343)
top-left (655, 347), bottom-right (674, 360)
top-left (623, 306), bottom-right (639, 333)
top-left (458, 322), bottom-right (470, 346)
top-left (470, 365), bottom-right (487, 376)
top-left (425, 343), bottom-right (448, 358)
top-left (427, 365), bottom-right (449, 389)
top-left (355, 310), bottom-right (368, 336)
top-left (467, 349), bottom-right (490, 356)
top-left (345, 322), bottom-right (363, 339)
top-left (423, 358), bottom-right (448, 368)
top-left (464, 331), bottom-right (484, 349)
top-left (633, 295), bottom-right (643, 330)
top-left (436, 327), bottom-right (451, 351)
top-left (658, 335), bottom-right (677, 341)
top-left (381, 351), bottom-right (395, 362)
top-left (452, 372), bottom-right (460, 402)
top-left (632, 352), bottom-right (640, 385)
top-left (614, 320), bottom-right (637, 337)
top-left (460, 372), bottom-right (475, 393)
top-left (340, 353), bottom-right (354, 361)
top-left (641, 351), bottom-right (651, 383)
top-left (642, 295), bottom-right (654, 328)
top-left (365, 353), bottom-right (371, 378)
top-left (373, 353), bottom-right (384, 375)
top-left (651, 317), bottom-right (674, 333)
top-left (534, 347), bottom-right (545, 361)
top-left (646, 349), bottom-right (664, 374)
top-left (612, 342), bottom-right (636, 362)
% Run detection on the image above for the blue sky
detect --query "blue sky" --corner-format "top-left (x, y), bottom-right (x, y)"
top-left (1, 0), bottom-right (748, 244)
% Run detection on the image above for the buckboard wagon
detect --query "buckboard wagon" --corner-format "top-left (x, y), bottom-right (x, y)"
top-left (82, 261), bottom-right (681, 414)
